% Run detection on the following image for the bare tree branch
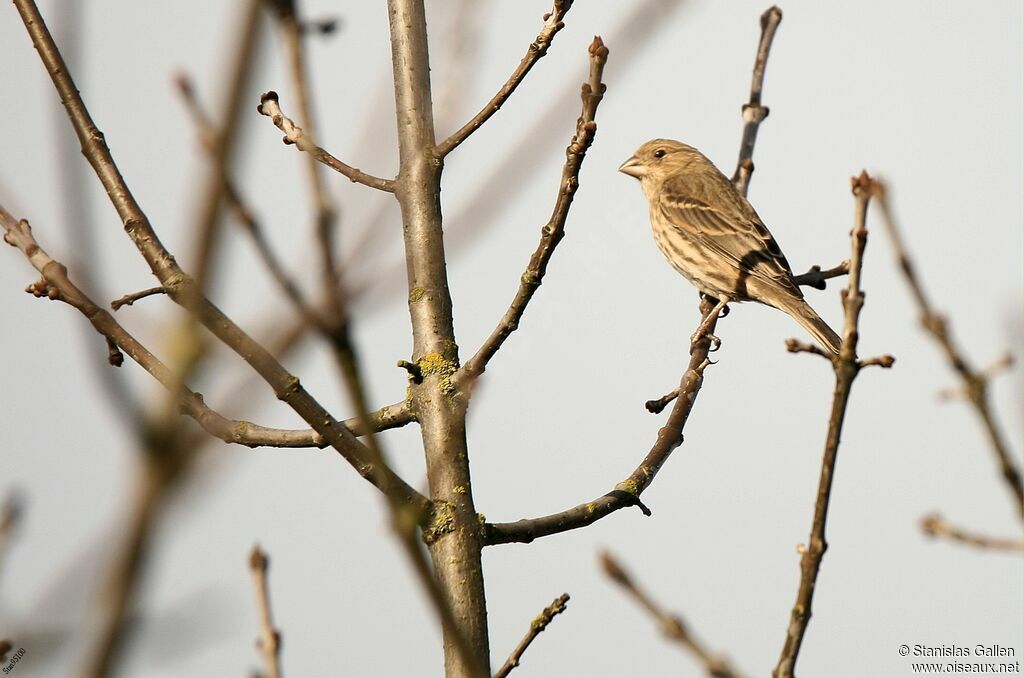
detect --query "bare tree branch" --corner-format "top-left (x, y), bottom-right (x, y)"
top-left (784, 338), bottom-right (833, 361)
top-left (11, 0), bottom-right (425, 511)
top-left (920, 513), bottom-right (1024, 554)
top-left (1, 208), bottom-right (413, 449)
top-left (774, 172), bottom-right (890, 678)
top-left (387, 1), bottom-right (489, 674)
top-left (435, 0), bottom-right (574, 158)
top-left (938, 354), bottom-right (1015, 401)
top-left (342, 0), bottom-right (688, 315)
top-left (873, 184), bottom-right (1023, 521)
top-left (732, 5), bottom-right (782, 195)
top-left (76, 6), bottom-right (265, 674)
top-left (484, 306), bottom-right (717, 546)
top-left (0, 492), bottom-right (23, 581)
top-left (486, 4), bottom-right (787, 546)
top-left (792, 260), bottom-right (849, 290)
top-left (110, 285), bottom-right (167, 311)
top-left (257, 92), bottom-right (395, 193)
top-left (249, 545), bottom-right (283, 678)
top-left (174, 73), bottom-right (320, 328)
top-left (269, 0), bottom-right (357, 400)
top-left (601, 552), bottom-right (740, 678)
top-left (86, 460), bottom-right (170, 678)
top-left (493, 593), bottom-right (570, 678)
top-left (189, 0), bottom-right (263, 292)
top-left (459, 36), bottom-right (607, 384)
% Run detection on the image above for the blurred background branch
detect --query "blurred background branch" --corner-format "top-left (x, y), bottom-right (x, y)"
top-left (874, 184), bottom-right (1023, 522)
top-left (600, 551), bottom-right (740, 678)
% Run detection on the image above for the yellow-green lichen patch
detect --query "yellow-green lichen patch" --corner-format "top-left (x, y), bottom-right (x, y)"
top-left (417, 352), bottom-right (458, 396)
top-left (453, 485), bottom-right (467, 495)
top-left (615, 479), bottom-right (639, 496)
top-left (409, 286), bottom-right (428, 303)
top-left (423, 500), bottom-right (455, 544)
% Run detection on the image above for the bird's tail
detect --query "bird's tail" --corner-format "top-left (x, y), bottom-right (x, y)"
top-left (778, 298), bottom-right (843, 355)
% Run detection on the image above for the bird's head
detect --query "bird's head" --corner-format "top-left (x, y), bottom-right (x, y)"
top-left (618, 139), bottom-right (704, 185)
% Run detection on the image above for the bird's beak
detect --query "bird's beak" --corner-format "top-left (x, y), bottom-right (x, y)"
top-left (618, 155), bottom-right (646, 179)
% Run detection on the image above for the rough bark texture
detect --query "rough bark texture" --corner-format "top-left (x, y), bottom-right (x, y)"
top-left (386, 1), bottom-right (490, 676)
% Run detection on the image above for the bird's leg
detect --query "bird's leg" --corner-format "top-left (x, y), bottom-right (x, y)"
top-left (702, 293), bottom-right (730, 317)
top-left (691, 296), bottom-right (729, 351)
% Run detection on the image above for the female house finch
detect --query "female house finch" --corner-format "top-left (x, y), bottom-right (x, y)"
top-left (619, 139), bottom-right (842, 355)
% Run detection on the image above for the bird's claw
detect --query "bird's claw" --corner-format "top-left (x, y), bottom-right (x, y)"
top-left (689, 330), bottom-right (721, 352)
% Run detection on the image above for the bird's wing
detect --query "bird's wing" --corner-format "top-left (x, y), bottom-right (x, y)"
top-left (657, 179), bottom-right (801, 293)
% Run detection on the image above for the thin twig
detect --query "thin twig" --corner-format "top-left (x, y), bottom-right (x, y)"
top-left (257, 92), bottom-right (395, 192)
top-left (3, 206), bottom-right (412, 448)
top-left (645, 388), bottom-right (679, 414)
top-left (600, 552), bottom-right (740, 678)
top-left (270, 0), bottom-right (355, 396)
top-left (774, 172), bottom-right (883, 678)
top-left (45, 0), bottom-right (145, 430)
top-left (179, 68), bottom-right (364, 410)
top-left (177, 72), bottom-right (420, 453)
top-left (190, 0), bottom-right (263, 291)
top-left (493, 593), bottom-right (570, 678)
top-left (0, 492), bottom-right (23, 580)
top-left (174, 73), bottom-right (320, 329)
top-left (486, 3), bottom-right (786, 545)
top-left (84, 6), bottom-right (265, 674)
top-left (858, 354), bottom-right (895, 369)
top-left (110, 286), bottom-right (167, 311)
top-left (874, 183), bottom-right (1023, 521)
top-left (249, 546), bottom-right (283, 678)
top-left (435, 0), bottom-right (575, 158)
top-left (459, 36), bottom-right (608, 385)
top-left (11, 0), bottom-right (426, 510)
top-left (85, 460), bottom-right (171, 678)
top-left (921, 513), bottom-right (1024, 553)
top-left (938, 354), bottom-right (1015, 401)
top-left (732, 6), bottom-right (782, 195)
top-left (270, 8), bottom-right (484, 674)
top-left (268, 0), bottom-right (390, 477)
top-left (433, 0), bottom-right (486, 135)
top-left (2, 215), bottom-right (423, 494)
top-left (298, 17), bottom-right (339, 36)
top-left (784, 338), bottom-right (832, 361)
top-left (792, 260), bottom-right (850, 290)
top-left (341, 0), bottom-right (690, 315)
top-left (484, 301), bottom-right (717, 546)
top-left (183, 51), bottom-right (454, 675)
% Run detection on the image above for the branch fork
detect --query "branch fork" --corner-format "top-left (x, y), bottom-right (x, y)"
top-left (434, 0), bottom-right (576, 158)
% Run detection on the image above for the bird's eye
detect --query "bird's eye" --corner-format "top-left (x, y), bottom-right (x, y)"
top-left (653, 149), bottom-right (666, 159)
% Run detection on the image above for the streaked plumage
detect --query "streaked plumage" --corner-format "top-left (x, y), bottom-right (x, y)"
top-left (619, 139), bottom-right (841, 354)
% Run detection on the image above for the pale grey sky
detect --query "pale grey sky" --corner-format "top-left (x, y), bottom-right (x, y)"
top-left (1, 1), bottom-right (1021, 677)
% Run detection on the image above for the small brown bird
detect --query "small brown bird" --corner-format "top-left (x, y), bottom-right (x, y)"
top-left (619, 139), bottom-right (841, 354)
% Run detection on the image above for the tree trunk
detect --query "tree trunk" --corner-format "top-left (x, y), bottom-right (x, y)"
top-left (386, 1), bottom-right (490, 675)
